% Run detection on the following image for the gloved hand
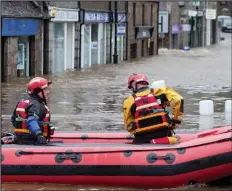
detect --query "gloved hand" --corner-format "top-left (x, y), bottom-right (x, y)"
top-left (36, 134), bottom-right (47, 145)
top-left (169, 119), bottom-right (181, 129)
top-left (169, 123), bottom-right (179, 129)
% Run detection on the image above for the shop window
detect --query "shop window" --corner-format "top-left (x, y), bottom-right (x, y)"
top-left (91, 24), bottom-right (98, 41)
top-left (53, 23), bottom-right (65, 73)
top-left (91, 24), bottom-right (99, 65)
top-left (17, 36), bottom-right (30, 77)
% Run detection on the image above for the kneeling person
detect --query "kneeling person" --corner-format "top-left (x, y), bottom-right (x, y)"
top-left (11, 77), bottom-right (54, 145)
top-left (123, 74), bottom-right (184, 144)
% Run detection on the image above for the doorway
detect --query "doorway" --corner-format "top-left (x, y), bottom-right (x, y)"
top-left (99, 23), bottom-right (106, 64)
top-left (65, 22), bottom-right (75, 69)
top-left (91, 24), bottom-right (99, 65)
top-left (53, 22), bottom-right (65, 73)
top-left (17, 36), bottom-right (30, 77)
top-left (82, 24), bottom-right (91, 68)
top-left (211, 20), bottom-right (217, 44)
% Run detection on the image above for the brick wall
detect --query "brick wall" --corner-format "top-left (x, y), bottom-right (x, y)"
top-left (127, 2), bottom-right (158, 60)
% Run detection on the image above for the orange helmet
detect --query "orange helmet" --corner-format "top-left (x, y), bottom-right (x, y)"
top-left (27, 77), bottom-right (52, 95)
top-left (128, 74), bottom-right (149, 89)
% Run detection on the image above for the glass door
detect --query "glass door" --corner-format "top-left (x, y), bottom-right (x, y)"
top-left (91, 24), bottom-right (99, 66)
top-left (83, 24), bottom-right (91, 68)
top-left (99, 23), bottom-right (106, 64)
top-left (117, 36), bottom-right (124, 61)
top-left (17, 36), bottom-right (29, 77)
top-left (53, 23), bottom-right (65, 73)
top-left (66, 22), bottom-right (74, 70)
top-left (17, 43), bottom-right (25, 76)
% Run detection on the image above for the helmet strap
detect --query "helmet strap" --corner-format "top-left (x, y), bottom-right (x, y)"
top-left (135, 83), bottom-right (138, 93)
top-left (131, 83), bottom-right (137, 93)
top-left (41, 90), bottom-right (47, 105)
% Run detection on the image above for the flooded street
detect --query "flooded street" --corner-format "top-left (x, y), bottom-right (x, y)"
top-left (1, 32), bottom-right (231, 190)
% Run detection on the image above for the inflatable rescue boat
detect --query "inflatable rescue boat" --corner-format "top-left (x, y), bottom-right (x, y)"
top-left (50, 126), bottom-right (232, 144)
top-left (1, 126), bottom-right (232, 189)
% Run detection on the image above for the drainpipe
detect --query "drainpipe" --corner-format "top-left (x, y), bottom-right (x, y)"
top-left (109, 1), bottom-right (112, 63)
top-left (78, 1), bottom-right (85, 69)
top-left (41, 2), bottom-right (44, 75)
top-left (113, 1), bottom-right (118, 64)
top-left (196, 6), bottom-right (200, 47)
top-left (202, 1), bottom-right (205, 46)
top-left (125, 1), bottom-right (128, 60)
top-left (156, 1), bottom-right (159, 55)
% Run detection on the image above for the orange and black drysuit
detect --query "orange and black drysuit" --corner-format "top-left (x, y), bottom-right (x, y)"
top-left (123, 87), bottom-right (184, 144)
top-left (11, 95), bottom-right (54, 144)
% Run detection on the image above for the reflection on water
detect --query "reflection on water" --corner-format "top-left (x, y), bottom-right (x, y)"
top-left (199, 115), bottom-right (215, 131)
top-left (225, 113), bottom-right (232, 124)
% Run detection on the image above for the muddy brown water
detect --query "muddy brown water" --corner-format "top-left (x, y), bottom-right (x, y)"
top-left (1, 33), bottom-right (231, 190)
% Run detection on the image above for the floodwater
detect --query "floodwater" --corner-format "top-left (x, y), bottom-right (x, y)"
top-left (1, 32), bottom-right (231, 190)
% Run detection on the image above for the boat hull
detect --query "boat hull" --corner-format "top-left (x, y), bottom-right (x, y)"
top-left (1, 131), bottom-right (232, 189)
top-left (2, 164), bottom-right (231, 189)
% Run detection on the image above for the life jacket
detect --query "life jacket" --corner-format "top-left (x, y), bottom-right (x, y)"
top-left (130, 89), bottom-right (170, 135)
top-left (13, 99), bottom-right (54, 138)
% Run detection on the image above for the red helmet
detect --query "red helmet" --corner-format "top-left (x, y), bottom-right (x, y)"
top-left (128, 74), bottom-right (149, 89)
top-left (27, 77), bottom-right (52, 95)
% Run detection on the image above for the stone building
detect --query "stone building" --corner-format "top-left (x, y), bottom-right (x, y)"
top-left (127, 1), bottom-right (159, 59)
top-left (1, 1), bottom-right (49, 82)
top-left (45, 1), bottom-right (127, 73)
top-left (1, 1), bottom-right (160, 81)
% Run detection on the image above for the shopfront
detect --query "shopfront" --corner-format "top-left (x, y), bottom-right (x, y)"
top-left (112, 13), bottom-right (127, 62)
top-left (81, 11), bottom-right (109, 68)
top-left (188, 10), bottom-right (204, 48)
top-left (81, 12), bottom-right (127, 68)
top-left (1, 18), bottom-right (39, 80)
top-left (48, 6), bottom-right (79, 74)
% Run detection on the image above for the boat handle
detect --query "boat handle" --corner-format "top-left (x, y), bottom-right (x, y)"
top-left (147, 153), bottom-right (176, 164)
top-left (55, 152), bottom-right (82, 164)
top-left (151, 155), bottom-right (169, 159)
